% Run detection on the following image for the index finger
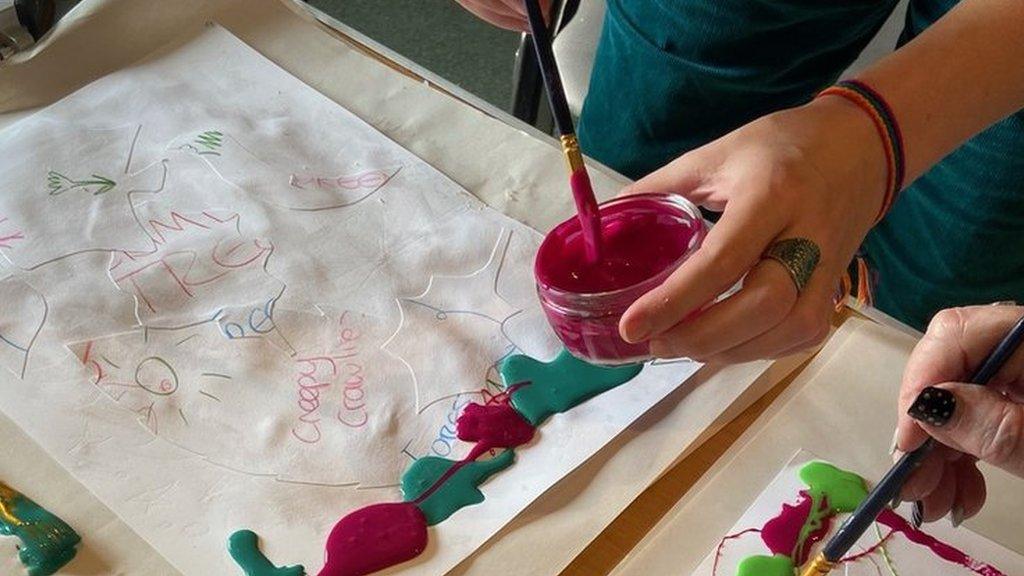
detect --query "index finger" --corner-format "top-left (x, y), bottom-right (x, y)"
top-left (619, 198), bottom-right (784, 343)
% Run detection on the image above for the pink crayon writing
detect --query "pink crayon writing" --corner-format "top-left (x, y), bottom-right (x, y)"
top-left (289, 170), bottom-right (391, 192)
top-left (291, 356), bottom-right (338, 445)
top-left (334, 313), bottom-right (368, 429)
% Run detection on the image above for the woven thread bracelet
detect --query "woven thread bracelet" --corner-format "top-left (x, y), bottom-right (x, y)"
top-left (817, 80), bottom-right (905, 223)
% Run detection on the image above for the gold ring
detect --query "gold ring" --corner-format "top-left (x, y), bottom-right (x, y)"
top-left (763, 238), bottom-right (821, 293)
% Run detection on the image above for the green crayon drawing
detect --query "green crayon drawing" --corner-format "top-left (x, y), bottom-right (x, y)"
top-left (193, 130), bottom-right (224, 155)
top-left (46, 171), bottom-right (116, 196)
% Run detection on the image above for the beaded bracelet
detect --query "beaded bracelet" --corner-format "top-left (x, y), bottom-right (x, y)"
top-left (817, 79), bottom-right (905, 223)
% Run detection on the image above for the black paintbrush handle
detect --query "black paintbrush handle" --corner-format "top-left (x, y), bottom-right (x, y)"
top-left (823, 313), bottom-right (1024, 562)
top-left (523, 0), bottom-right (575, 136)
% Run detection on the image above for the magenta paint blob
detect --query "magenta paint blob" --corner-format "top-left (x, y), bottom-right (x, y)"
top-left (760, 492), bottom-right (833, 565)
top-left (876, 509), bottom-right (1006, 576)
top-left (456, 402), bottom-right (535, 449)
top-left (318, 502), bottom-right (428, 576)
top-left (535, 193), bottom-right (705, 364)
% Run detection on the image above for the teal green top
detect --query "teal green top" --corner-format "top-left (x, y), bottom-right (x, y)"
top-left (579, 0), bottom-right (1024, 330)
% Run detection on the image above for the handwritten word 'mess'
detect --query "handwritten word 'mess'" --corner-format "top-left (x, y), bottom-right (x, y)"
top-left (289, 170), bottom-right (390, 192)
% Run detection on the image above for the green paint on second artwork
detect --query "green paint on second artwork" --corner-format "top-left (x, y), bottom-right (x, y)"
top-left (500, 348), bottom-right (643, 426)
top-left (735, 553), bottom-right (795, 576)
top-left (799, 461), bottom-right (869, 513)
top-left (401, 450), bottom-right (514, 525)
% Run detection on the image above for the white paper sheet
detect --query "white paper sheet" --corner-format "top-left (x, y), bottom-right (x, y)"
top-left (0, 24), bottom-right (769, 575)
top-left (695, 450), bottom-right (1024, 575)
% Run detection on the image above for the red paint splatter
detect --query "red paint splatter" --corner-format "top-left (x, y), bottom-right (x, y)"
top-left (319, 502), bottom-right (427, 576)
top-left (760, 491), bottom-right (833, 564)
top-left (456, 402), bottom-right (535, 449)
top-left (877, 509), bottom-right (1006, 576)
top-left (318, 386), bottom-right (538, 575)
top-left (712, 528), bottom-right (761, 575)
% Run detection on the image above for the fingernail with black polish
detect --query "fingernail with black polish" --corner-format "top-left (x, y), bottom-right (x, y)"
top-left (912, 501), bottom-right (924, 528)
top-left (908, 386), bottom-right (957, 428)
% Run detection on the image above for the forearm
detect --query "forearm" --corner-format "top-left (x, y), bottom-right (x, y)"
top-left (854, 0), bottom-right (1024, 183)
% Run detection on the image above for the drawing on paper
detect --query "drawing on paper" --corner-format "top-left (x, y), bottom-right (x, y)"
top-left (169, 129), bottom-right (400, 211)
top-left (108, 207), bottom-right (282, 327)
top-left (705, 455), bottom-right (1011, 576)
top-left (383, 230), bottom-right (520, 412)
top-left (0, 277), bottom-right (48, 379)
top-left (0, 122), bottom-right (168, 268)
top-left (68, 306), bottom-right (432, 487)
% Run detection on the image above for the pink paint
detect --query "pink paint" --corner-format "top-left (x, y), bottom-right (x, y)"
top-left (760, 491), bottom-right (832, 565)
top-left (569, 168), bottom-right (603, 264)
top-left (712, 528), bottom-right (762, 575)
top-left (877, 509), bottom-right (1006, 576)
top-left (411, 396), bottom-right (532, 506)
top-left (455, 403), bottom-right (535, 449)
top-left (318, 392), bottom-right (538, 575)
top-left (319, 502), bottom-right (428, 576)
top-left (535, 193), bottom-right (705, 364)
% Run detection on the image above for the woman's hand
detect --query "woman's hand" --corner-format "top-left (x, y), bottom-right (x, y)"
top-left (453, 0), bottom-right (551, 31)
top-left (617, 96), bottom-right (887, 363)
top-left (895, 304), bottom-right (1024, 525)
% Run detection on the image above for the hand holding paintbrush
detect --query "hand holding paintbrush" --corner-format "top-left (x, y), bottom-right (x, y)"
top-left (802, 304), bottom-right (1024, 575)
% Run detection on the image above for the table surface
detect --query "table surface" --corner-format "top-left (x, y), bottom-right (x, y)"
top-left (0, 2), bottom-right (875, 574)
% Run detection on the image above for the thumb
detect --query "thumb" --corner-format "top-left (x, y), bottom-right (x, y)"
top-left (909, 383), bottom-right (1024, 478)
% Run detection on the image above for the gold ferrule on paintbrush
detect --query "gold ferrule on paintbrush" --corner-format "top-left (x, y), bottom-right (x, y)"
top-left (800, 554), bottom-right (836, 576)
top-left (560, 134), bottom-right (585, 173)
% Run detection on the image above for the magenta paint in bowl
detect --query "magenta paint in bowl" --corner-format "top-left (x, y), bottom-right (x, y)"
top-left (534, 193), bottom-right (706, 365)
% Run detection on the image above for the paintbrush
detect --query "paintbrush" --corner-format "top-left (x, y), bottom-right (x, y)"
top-left (801, 313), bottom-right (1024, 575)
top-left (522, 0), bottom-right (603, 264)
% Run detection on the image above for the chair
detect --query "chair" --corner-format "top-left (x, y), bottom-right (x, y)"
top-left (510, 0), bottom-right (591, 130)
top-left (0, 0), bottom-right (55, 59)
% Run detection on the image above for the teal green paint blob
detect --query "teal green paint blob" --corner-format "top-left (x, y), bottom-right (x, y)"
top-left (500, 348), bottom-right (643, 425)
top-left (401, 450), bottom-right (514, 525)
top-left (799, 461), bottom-right (869, 513)
top-left (735, 553), bottom-right (795, 576)
top-left (0, 483), bottom-right (81, 576)
top-left (227, 530), bottom-right (304, 576)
